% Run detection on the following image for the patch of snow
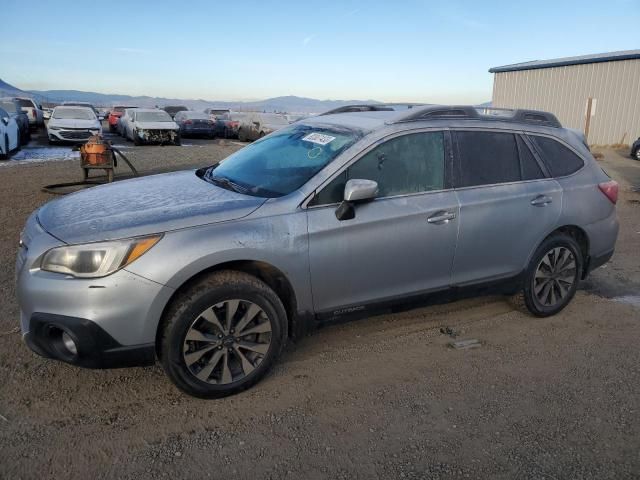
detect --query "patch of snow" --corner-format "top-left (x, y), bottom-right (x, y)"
top-left (612, 295), bottom-right (640, 308)
top-left (0, 147), bottom-right (80, 167)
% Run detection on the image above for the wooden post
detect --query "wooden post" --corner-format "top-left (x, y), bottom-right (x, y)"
top-left (584, 97), bottom-right (593, 142)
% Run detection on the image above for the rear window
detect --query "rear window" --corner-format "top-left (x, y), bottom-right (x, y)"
top-left (16, 99), bottom-right (34, 108)
top-left (454, 131), bottom-right (520, 187)
top-left (530, 136), bottom-right (585, 177)
top-left (517, 135), bottom-right (545, 180)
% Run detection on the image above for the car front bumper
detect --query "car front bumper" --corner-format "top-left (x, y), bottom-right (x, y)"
top-left (16, 212), bottom-right (175, 369)
top-left (137, 129), bottom-right (179, 143)
top-left (48, 128), bottom-right (101, 142)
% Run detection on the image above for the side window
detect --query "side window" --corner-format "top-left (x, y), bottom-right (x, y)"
top-left (517, 135), bottom-right (545, 180)
top-left (530, 135), bottom-right (584, 177)
top-left (312, 132), bottom-right (445, 205)
top-left (454, 131), bottom-right (520, 187)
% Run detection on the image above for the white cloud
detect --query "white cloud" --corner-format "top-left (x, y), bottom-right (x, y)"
top-left (302, 34), bottom-right (316, 47)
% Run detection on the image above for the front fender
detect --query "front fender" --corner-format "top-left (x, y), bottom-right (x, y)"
top-left (125, 212), bottom-right (313, 314)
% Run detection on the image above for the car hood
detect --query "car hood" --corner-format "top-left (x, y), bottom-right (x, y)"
top-left (134, 121), bottom-right (178, 130)
top-left (49, 118), bottom-right (100, 129)
top-left (37, 171), bottom-right (267, 243)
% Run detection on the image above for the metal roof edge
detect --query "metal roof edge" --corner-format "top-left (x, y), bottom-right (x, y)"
top-left (489, 50), bottom-right (640, 73)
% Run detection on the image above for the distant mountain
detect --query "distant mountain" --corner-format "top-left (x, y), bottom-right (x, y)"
top-left (24, 86), bottom-right (381, 114)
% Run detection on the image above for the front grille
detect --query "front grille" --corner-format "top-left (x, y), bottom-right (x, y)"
top-left (59, 129), bottom-right (92, 140)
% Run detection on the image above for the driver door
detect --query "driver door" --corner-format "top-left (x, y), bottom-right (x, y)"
top-left (306, 130), bottom-right (459, 316)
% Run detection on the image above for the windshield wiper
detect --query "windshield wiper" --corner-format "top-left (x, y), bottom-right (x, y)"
top-left (208, 175), bottom-right (248, 194)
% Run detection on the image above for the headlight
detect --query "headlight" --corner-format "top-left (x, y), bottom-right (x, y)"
top-left (40, 235), bottom-right (162, 278)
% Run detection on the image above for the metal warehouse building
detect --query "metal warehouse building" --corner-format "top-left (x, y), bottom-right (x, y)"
top-left (490, 50), bottom-right (640, 145)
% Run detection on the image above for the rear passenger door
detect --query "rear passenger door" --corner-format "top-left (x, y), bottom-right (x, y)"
top-left (451, 130), bottom-right (562, 286)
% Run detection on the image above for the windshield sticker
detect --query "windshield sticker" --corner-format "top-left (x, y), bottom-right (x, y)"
top-left (302, 133), bottom-right (336, 145)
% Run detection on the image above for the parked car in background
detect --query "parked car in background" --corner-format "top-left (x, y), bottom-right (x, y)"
top-left (13, 97), bottom-right (44, 129)
top-left (163, 105), bottom-right (188, 119)
top-left (174, 111), bottom-right (216, 138)
top-left (237, 112), bottom-right (289, 141)
top-left (285, 114), bottom-right (307, 124)
top-left (0, 98), bottom-right (31, 145)
top-left (0, 107), bottom-right (20, 159)
top-left (204, 108), bottom-right (230, 121)
top-left (124, 108), bottom-right (180, 145)
top-left (118, 108), bottom-right (138, 136)
top-left (214, 112), bottom-right (247, 138)
top-left (631, 137), bottom-right (640, 160)
top-left (15, 104), bottom-right (619, 398)
top-left (108, 106), bottom-right (137, 133)
top-left (47, 106), bottom-right (102, 144)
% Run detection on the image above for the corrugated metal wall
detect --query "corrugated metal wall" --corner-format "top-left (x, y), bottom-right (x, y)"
top-left (492, 59), bottom-right (640, 145)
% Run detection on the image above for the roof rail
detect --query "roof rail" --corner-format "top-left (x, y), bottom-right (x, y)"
top-left (319, 103), bottom-right (426, 116)
top-left (392, 105), bottom-right (562, 128)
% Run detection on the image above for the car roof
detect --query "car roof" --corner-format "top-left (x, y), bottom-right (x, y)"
top-left (53, 105), bottom-right (94, 111)
top-left (135, 108), bottom-right (169, 113)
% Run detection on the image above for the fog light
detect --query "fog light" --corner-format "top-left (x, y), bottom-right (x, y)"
top-left (61, 331), bottom-right (78, 356)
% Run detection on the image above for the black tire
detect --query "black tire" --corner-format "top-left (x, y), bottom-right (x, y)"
top-left (174, 133), bottom-right (181, 146)
top-left (160, 270), bottom-right (287, 398)
top-left (511, 233), bottom-right (583, 317)
top-left (0, 135), bottom-right (8, 160)
top-left (133, 130), bottom-right (142, 146)
top-left (238, 128), bottom-right (246, 142)
top-left (109, 124), bottom-right (117, 133)
top-left (632, 148), bottom-right (640, 161)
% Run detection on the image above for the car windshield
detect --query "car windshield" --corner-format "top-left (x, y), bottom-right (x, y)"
top-left (202, 123), bottom-right (361, 198)
top-left (137, 111), bottom-right (172, 122)
top-left (52, 108), bottom-right (96, 120)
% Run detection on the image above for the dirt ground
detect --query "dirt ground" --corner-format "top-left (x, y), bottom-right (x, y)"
top-left (0, 130), bottom-right (638, 479)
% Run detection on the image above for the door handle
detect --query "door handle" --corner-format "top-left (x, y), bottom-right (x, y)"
top-left (531, 195), bottom-right (552, 206)
top-left (427, 211), bottom-right (456, 224)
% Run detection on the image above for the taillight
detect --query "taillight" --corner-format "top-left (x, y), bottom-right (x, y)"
top-left (32, 108), bottom-right (36, 118)
top-left (184, 120), bottom-right (193, 125)
top-left (598, 180), bottom-right (618, 204)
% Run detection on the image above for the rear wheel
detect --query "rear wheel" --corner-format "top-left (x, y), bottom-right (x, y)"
top-left (633, 148), bottom-right (640, 161)
top-left (133, 130), bottom-right (142, 146)
top-left (160, 271), bottom-right (287, 398)
top-left (512, 233), bottom-right (582, 317)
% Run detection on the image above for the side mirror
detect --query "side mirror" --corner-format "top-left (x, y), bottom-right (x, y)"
top-left (335, 179), bottom-right (378, 221)
top-left (1, 117), bottom-right (9, 126)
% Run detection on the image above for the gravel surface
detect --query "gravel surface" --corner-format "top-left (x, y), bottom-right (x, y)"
top-left (0, 134), bottom-right (638, 479)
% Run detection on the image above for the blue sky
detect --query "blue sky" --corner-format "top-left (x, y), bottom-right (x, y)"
top-left (1, 0), bottom-right (639, 103)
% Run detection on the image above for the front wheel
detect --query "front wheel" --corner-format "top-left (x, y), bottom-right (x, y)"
top-left (160, 271), bottom-right (287, 398)
top-left (512, 233), bottom-right (583, 317)
top-left (632, 148), bottom-right (640, 161)
top-left (174, 133), bottom-right (181, 146)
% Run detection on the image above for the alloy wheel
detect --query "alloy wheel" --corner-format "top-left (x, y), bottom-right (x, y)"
top-left (533, 247), bottom-right (577, 307)
top-left (183, 299), bottom-right (272, 384)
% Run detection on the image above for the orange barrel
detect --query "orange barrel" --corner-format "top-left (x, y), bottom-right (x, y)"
top-left (81, 136), bottom-right (111, 166)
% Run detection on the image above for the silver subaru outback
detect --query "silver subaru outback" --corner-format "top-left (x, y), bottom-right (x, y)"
top-left (16, 105), bottom-right (619, 398)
